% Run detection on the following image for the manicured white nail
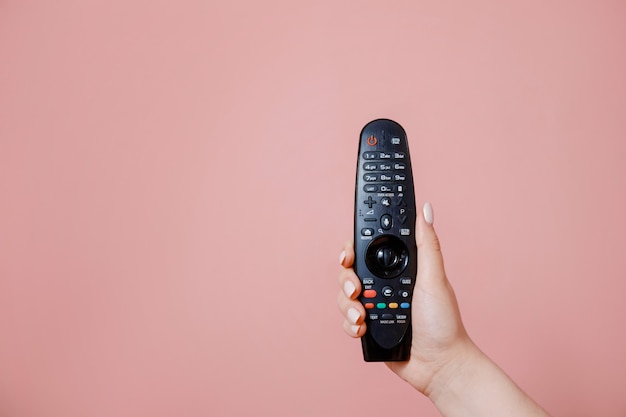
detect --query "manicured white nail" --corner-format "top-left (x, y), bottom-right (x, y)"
top-left (339, 250), bottom-right (346, 266)
top-left (343, 281), bottom-right (356, 298)
top-left (350, 325), bottom-right (360, 335)
top-left (347, 308), bottom-right (361, 325)
top-left (423, 202), bottom-right (434, 225)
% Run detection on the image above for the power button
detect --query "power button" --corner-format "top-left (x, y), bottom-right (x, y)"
top-left (367, 135), bottom-right (378, 146)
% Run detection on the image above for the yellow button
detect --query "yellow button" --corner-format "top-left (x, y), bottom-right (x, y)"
top-left (388, 302), bottom-right (398, 309)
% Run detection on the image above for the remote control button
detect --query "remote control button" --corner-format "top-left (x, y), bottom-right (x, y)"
top-left (363, 152), bottom-right (377, 160)
top-left (376, 303), bottom-right (386, 309)
top-left (381, 197), bottom-right (391, 207)
top-left (379, 163), bottom-right (392, 171)
top-left (394, 152), bottom-right (405, 159)
top-left (395, 174), bottom-right (406, 181)
top-left (380, 174), bottom-right (392, 181)
top-left (399, 290), bottom-right (410, 298)
top-left (379, 152), bottom-right (392, 159)
top-left (361, 228), bottom-right (374, 237)
top-left (400, 302), bottom-right (410, 309)
top-left (369, 313), bottom-right (379, 320)
top-left (379, 185), bottom-right (393, 192)
top-left (382, 286), bottom-right (394, 297)
top-left (388, 302), bottom-right (399, 309)
top-left (365, 235), bottom-right (409, 278)
top-left (382, 314), bottom-right (394, 320)
top-left (396, 314), bottom-right (408, 320)
top-left (394, 163), bottom-right (405, 170)
top-left (363, 185), bottom-right (378, 193)
top-left (376, 247), bottom-right (397, 267)
top-left (400, 228), bottom-right (411, 236)
top-left (364, 303), bottom-right (375, 309)
top-left (396, 185), bottom-right (404, 192)
top-left (367, 135), bottom-right (378, 146)
top-left (381, 214), bottom-right (392, 230)
top-left (363, 163), bottom-right (377, 171)
top-left (391, 137), bottom-right (401, 145)
top-left (363, 196), bottom-right (377, 208)
top-left (363, 174), bottom-right (378, 182)
top-left (401, 278), bottom-right (412, 285)
top-left (363, 289), bottom-right (377, 298)
top-left (364, 218), bottom-right (377, 222)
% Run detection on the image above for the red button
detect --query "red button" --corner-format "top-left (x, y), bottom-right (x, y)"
top-left (363, 289), bottom-right (377, 298)
top-left (364, 303), bottom-right (375, 309)
top-left (367, 135), bottom-right (378, 146)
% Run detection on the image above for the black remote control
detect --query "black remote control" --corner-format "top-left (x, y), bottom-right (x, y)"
top-left (354, 119), bottom-right (417, 362)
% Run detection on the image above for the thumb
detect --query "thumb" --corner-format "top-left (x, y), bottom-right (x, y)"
top-left (415, 202), bottom-right (446, 286)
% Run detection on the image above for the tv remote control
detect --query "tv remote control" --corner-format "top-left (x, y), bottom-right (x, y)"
top-left (354, 119), bottom-right (417, 362)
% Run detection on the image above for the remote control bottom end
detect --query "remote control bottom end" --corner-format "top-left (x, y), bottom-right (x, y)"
top-left (361, 327), bottom-right (412, 362)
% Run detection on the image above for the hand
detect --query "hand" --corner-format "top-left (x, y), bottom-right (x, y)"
top-left (339, 203), bottom-right (552, 417)
top-left (337, 202), bottom-right (474, 395)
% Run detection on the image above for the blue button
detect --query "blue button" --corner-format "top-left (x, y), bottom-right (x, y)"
top-left (400, 302), bottom-right (410, 309)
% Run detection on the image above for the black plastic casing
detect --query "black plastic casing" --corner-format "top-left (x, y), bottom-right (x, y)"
top-left (353, 119), bottom-right (417, 362)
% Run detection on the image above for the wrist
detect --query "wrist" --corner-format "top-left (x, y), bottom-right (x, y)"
top-left (422, 338), bottom-right (484, 401)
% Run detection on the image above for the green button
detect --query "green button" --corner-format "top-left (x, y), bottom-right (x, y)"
top-left (376, 302), bottom-right (386, 309)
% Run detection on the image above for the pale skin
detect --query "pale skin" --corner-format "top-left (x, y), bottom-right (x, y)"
top-left (338, 202), bottom-right (552, 417)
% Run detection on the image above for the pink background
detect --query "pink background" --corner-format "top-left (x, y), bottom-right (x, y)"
top-left (1, 1), bottom-right (626, 416)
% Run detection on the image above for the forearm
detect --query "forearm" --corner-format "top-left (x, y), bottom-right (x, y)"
top-left (426, 342), bottom-right (551, 417)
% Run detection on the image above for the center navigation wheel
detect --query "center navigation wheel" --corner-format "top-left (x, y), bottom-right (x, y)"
top-left (365, 235), bottom-right (409, 278)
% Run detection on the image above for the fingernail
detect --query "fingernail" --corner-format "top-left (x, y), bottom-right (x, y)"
top-left (423, 202), bottom-right (434, 225)
top-left (339, 250), bottom-right (346, 266)
top-left (350, 325), bottom-right (360, 335)
top-left (347, 308), bottom-right (361, 325)
top-left (343, 281), bottom-right (356, 298)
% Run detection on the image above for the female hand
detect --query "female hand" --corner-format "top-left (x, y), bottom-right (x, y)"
top-left (337, 202), bottom-right (473, 395)
top-left (338, 203), bottom-right (552, 417)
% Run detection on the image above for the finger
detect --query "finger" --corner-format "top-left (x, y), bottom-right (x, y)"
top-left (337, 267), bottom-right (361, 300)
top-left (415, 202), bottom-right (447, 287)
top-left (337, 283), bottom-right (366, 338)
top-left (343, 318), bottom-right (366, 338)
top-left (337, 284), bottom-right (365, 321)
top-left (339, 240), bottom-right (355, 268)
